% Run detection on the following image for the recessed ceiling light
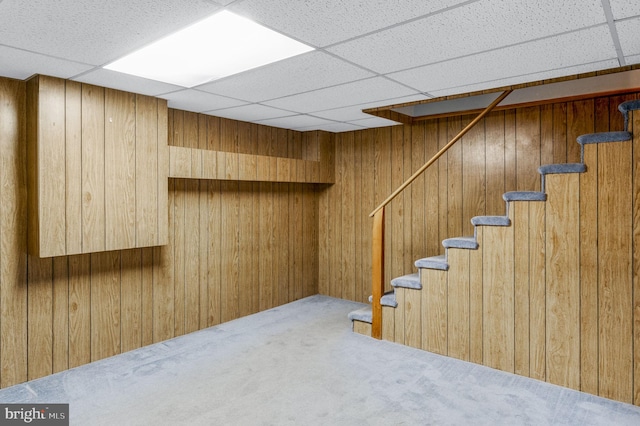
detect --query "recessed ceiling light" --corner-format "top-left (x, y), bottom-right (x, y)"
top-left (104, 10), bottom-right (314, 87)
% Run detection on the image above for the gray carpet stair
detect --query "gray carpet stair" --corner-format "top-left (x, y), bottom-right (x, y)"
top-left (348, 306), bottom-right (372, 323)
top-left (391, 273), bottom-right (421, 290)
top-left (349, 100), bottom-right (640, 329)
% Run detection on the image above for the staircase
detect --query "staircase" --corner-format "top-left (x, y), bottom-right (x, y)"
top-left (349, 99), bottom-right (640, 405)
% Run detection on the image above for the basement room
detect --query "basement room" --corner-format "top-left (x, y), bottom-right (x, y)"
top-left (0, 0), bottom-right (640, 424)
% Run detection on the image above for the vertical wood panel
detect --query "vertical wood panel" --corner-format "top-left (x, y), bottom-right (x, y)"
top-left (404, 288), bottom-right (422, 349)
top-left (447, 117), bottom-right (463, 238)
top-left (529, 201), bottom-right (546, 381)
top-left (580, 142), bottom-right (599, 395)
top-left (342, 132), bottom-right (356, 301)
top-left (81, 84), bottom-right (106, 253)
top-left (207, 181), bottom-right (221, 326)
top-left (52, 257), bottom-right (69, 373)
top-left (68, 254), bottom-right (91, 368)
top-left (90, 251), bottom-right (121, 361)
top-left (632, 108), bottom-right (640, 406)
top-left (221, 182), bottom-right (239, 322)
top-left (462, 117), bottom-right (485, 235)
top-left (65, 81), bottom-right (82, 254)
top-left (546, 173), bottom-right (580, 390)
top-left (238, 181), bottom-right (254, 317)
top-left (598, 141), bottom-right (633, 403)
top-left (0, 78), bottom-right (27, 387)
top-left (135, 95), bottom-right (159, 247)
top-left (469, 229), bottom-right (484, 364)
top-left (482, 225), bottom-right (515, 372)
top-left (105, 89), bottom-right (136, 250)
top-left (27, 256), bottom-right (53, 380)
top-left (485, 112), bottom-right (505, 216)
top-left (512, 202), bottom-right (530, 377)
top-left (38, 77), bottom-right (66, 256)
top-left (184, 180), bottom-right (201, 333)
top-left (157, 100), bottom-right (169, 246)
top-left (121, 249), bottom-right (142, 352)
top-left (422, 269), bottom-right (447, 355)
top-left (447, 248), bottom-right (470, 361)
top-left (515, 107), bottom-right (541, 191)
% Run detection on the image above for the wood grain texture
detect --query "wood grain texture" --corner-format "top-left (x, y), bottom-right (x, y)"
top-left (598, 141), bottom-right (633, 403)
top-left (545, 173), bottom-right (580, 390)
top-left (135, 95), bottom-right (160, 247)
top-left (105, 89), bottom-right (136, 251)
top-left (404, 287), bottom-right (422, 349)
top-left (512, 202), bottom-right (530, 377)
top-left (580, 142), bottom-right (599, 395)
top-left (65, 81), bottom-right (82, 254)
top-left (528, 201), bottom-right (546, 381)
top-left (1, 77), bottom-right (325, 392)
top-left (632, 108), bottom-right (640, 406)
top-left (0, 78), bottom-right (27, 387)
top-left (81, 84), bottom-right (106, 253)
top-left (422, 269), bottom-right (447, 355)
top-left (469, 228), bottom-right (483, 365)
top-left (482, 225), bottom-right (515, 373)
top-left (446, 248), bottom-right (470, 361)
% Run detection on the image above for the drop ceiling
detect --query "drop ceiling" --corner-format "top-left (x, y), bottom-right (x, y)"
top-left (1, 0), bottom-right (638, 132)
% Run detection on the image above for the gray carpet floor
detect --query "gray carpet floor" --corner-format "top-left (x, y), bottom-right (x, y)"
top-left (1, 295), bottom-right (640, 425)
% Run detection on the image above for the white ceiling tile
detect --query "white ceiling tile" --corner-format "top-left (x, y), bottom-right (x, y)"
top-left (204, 104), bottom-right (293, 122)
top-left (427, 60), bottom-right (620, 98)
top-left (388, 26), bottom-right (617, 94)
top-left (609, 0), bottom-right (640, 19)
top-left (349, 117), bottom-right (401, 129)
top-left (299, 122), bottom-right (366, 133)
top-left (162, 89), bottom-right (247, 113)
top-left (327, 0), bottom-right (606, 74)
top-left (0, 45), bottom-right (94, 80)
top-left (72, 68), bottom-right (183, 96)
top-left (228, 0), bottom-right (471, 47)
top-left (312, 94), bottom-right (431, 121)
top-left (197, 51), bottom-right (374, 102)
top-left (0, 0), bottom-right (220, 65)
top-left (625, 54), bottom-right (640, 66)
top-left (256, 114), bottom-right (336, 130)
top-left (616, 18), bottom-right (640, 57)
top-left (262, 77), bottom-right (421, 113)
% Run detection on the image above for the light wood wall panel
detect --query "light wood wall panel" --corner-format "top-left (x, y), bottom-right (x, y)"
top-left (27, 75), bottom-right (168, 257)
top-left (320, 90), bottom-right (640, 406)
top-left (0, 76), bottom-right (322, 388)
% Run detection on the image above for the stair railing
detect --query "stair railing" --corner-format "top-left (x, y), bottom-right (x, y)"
top-left (368, 89), bottom-right (512, 339)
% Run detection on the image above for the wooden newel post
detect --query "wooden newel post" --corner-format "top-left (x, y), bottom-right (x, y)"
top-left (371, 207), bottom-right (385, 339)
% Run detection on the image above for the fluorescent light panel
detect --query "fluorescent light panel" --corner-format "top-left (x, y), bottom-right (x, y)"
top-left (105, 10), bottom-right (314, 87)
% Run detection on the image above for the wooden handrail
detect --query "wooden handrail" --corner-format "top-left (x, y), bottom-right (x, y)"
top-left (368, 89), bottom-right (512, 339)
top-left (369, 90), bottom-right (512, 218)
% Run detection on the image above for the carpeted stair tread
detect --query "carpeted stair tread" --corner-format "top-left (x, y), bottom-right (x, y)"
top-left (538, 163), bottom-right (586, 175)
top-left (443, 236), bottom-right (478, 250)
top-left (502, 191), bottom-right (547, 202)
top-left (576, 131), bottom-right (631, 145)
top-left (380, 292), bottom-right (398, 308)
top-left (619, 100), bottom-right (640, 131)
top-left (415, 255), bottom-right (449, 271)
top-left (391, 273), bottom-right (421, 290)
top-left (347, 306), bottom-right (372, 323)
top-left (368, 290), bottom-right (398, 308)
top-left (471, 215), bottom-right (511, 227)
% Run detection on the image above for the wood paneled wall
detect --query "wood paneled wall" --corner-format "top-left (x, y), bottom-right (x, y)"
top-left (321, 91), bottom-right (640, 405)
top-left (320, 92), bottom-right (638, 303)
top-left (26, 76), bottom-right (168, 257)
top-left (0, 77), bottom-right (320, 388)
